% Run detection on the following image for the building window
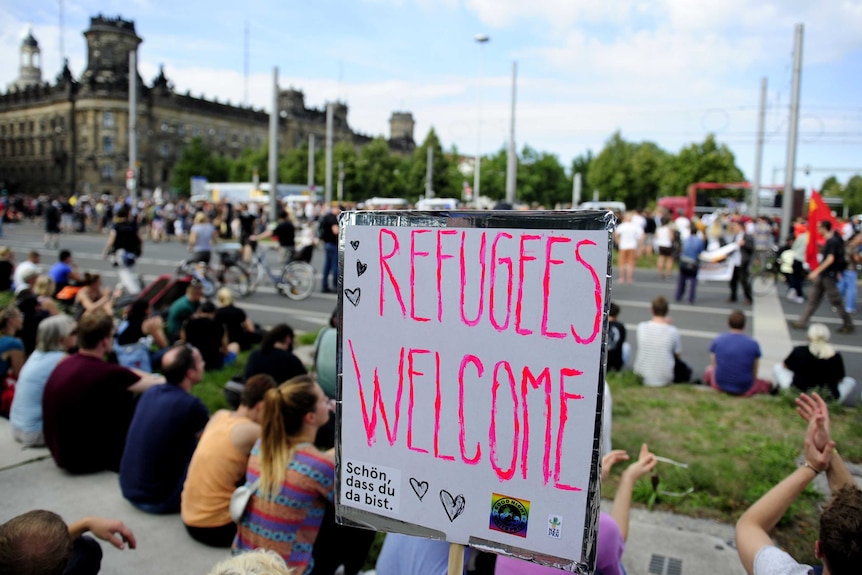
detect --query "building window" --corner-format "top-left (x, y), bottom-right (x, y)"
top-left (161, 121), bottom-right (169, 133)
top-left (39, 140), bottom-right (45, 155)
top-left (192, 126), bottom-right (200, 137)
top-left (177, 124), bottom-right (185, 137)
top-left (103, 136), bottom-right (114, 153)
top-left (160, 143), bottom-right (169, 157)
top-left (29, 121), bottom-right (34, 133)
top-left (104, 111), bottom-right (115, 128)
top-left (101, 165), bottom-right (114, 181)
top-left (0, 125), bottom-right (5, 136)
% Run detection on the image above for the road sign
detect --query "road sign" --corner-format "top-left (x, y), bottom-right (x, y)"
top-left (126, 168), bottom-right (135, 180)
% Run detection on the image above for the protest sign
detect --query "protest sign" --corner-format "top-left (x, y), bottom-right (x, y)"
top-left (335, 211), bottom-right (614, 572)
top-left (698, 243), bottom-right (738, 282)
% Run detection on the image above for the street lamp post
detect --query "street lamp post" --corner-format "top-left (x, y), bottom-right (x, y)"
top-left (473, 33), bottom-right (489, 206)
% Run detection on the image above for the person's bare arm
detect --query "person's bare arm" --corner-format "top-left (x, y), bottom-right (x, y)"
top-left (751, 358), bottom-right (759, 382)
top-left (68, 517), bottom-right (136, 550)
top-left (610, 443), bottom-right (656, 542)
top-left (102, 230), bottom-right (117, 258)
top-left (230, 420), bottom-right (262, 455)
top-left (142, 316), bottom-right (168, 349)
top-left (7, 349), bottom-right (24, 376)
top-left (127, 372), bottom-right (166, 393)
top-left (709, 352), bottom-right (717, 369)
top-left (187, 229), bottom-right (197, 252)
top-left (809, 254), bottom-right (834, 279)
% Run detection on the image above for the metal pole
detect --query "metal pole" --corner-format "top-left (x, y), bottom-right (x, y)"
top-left (572, 172), bottom-right (582, 207)
top-left (268, 67), bottom-right (279, 221)
top-left (308, 133), bottom-right (315, 194)
top-left (338, 161), bottom-right (345, 203)
top-left (505, 61), bottom-right (518, 204)
top-left (128, 50), bottom-right (137, 200)
top-left (243, 22), bottom-right (249, 107)
top-left (474, 34), bottom-right (489, 205)
top-left (780, 24), bottom-right (803, 242)
top-left (751, 77), bottom-right (767, 218)
top-left (325, 103), bottom-right (334, 206)
top-left (425, 146), bottom-right (434, 199)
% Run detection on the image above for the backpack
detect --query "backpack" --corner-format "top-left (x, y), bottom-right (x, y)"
top-left (113, 321), bottom-right (152, 372)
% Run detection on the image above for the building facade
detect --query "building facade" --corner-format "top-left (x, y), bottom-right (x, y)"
top-left (0, 15), bottom-right (415, 198)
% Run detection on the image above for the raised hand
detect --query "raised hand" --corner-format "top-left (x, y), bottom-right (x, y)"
top-left (601, 449), bottom-right (630, 480)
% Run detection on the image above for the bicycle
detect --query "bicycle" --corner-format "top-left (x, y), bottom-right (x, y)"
top-left (246, 244), bottom-right (315, 301)
top-left (176, 243), bottom-right (251, 299)
top-left (751, 246), bottom-right (783, 296)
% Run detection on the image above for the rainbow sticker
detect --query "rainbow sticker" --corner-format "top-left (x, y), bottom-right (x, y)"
top-left (489, 493), bottom-right (530, 538)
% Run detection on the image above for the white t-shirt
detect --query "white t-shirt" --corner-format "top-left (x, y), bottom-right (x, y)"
top-left (616, 221), bottom-right (644, 251)
top-left (13, 261), bottom-right (40, 290)
top-left (655, 224), bottom-right (674, 248)
top-left (634, 320), bottom-right (681, 387)
top-left (753, 545), bottom-right (812, 575)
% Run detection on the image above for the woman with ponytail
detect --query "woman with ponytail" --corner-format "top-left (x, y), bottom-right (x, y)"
top-left (231, 374), bottom-right (335, 573)
top-left (773, 323), bottom-right (858, 405)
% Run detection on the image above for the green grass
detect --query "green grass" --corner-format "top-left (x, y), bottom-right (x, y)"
top-left (297, 329), bottom-right (320, 347)
top-left (605, 370), bottom-right (861, 564)
top-left (191, 350), bottom-right (251, 412)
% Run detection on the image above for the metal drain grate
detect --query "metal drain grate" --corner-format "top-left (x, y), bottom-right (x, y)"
top-left (648, 554), bottom-right (683, 575)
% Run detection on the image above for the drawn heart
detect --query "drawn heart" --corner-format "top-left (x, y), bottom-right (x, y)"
top-left (439, 490), bottom-right (466, 522)
top-left (345, 288), bottom-right (361, 307)
top-left (356, 261), bottom-right (367, 277)
top-left (350, 240), bottom-right (360, 250)
top-left (409, 478), bottom-right (429, 501)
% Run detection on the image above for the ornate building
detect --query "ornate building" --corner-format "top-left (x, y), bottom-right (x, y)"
top-left (0, 15), bottom-right (415, 197)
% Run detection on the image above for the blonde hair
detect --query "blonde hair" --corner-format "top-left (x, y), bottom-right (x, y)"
top-left (33, 275), bottom-right (55, 298)
top-left (216, 287), bottom-right (234, 307)
top-left (194, 211), bottom-right (209, 224)
top-left (259, 375), bottom-right (318, 499)
top-left (207, 549), bottom-right (292, 575)
top-left (807, 323), bottom-right (836, 360)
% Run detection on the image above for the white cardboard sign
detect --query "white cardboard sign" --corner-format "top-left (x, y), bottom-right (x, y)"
top-left (336, 212), bottom-right (611, 572)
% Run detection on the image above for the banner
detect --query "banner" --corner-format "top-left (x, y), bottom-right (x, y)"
top-left (336, 211), bottom-right (613, 573)
top-left (697, 243), bottom-right (737, 282)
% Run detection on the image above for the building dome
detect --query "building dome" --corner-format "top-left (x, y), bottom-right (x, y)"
top-left (22, 30), bottom-right (39, 48)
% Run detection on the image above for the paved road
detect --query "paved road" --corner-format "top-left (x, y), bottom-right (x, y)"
top-left (1, 219), bottom-right (859, 575)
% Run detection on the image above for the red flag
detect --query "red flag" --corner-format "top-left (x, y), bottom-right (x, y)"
top-left (805, 191), bottom-right (839, 270)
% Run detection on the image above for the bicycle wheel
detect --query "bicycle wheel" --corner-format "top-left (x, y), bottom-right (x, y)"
top-left (245, 260), bottom-right (262, 295)
top-left (221, 264), bottom-right (252, 298)
top-left (279, 262), bottom-right (315, 301)
top-left (751, 270), bottom-right (776, 296)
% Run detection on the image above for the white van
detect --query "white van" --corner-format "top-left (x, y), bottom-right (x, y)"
top-left (360, 197), bottom-right (410, 209)
top-left (577, 201), bottom-right (626, 213)
top-left (415, 197), bottom-right (459, 211)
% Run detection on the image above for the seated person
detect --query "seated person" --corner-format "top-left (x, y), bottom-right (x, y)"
top-left (166, 280), bottom-right (204, 342)
top-left (703, 310), bottom-right (773, 396)
top-left (48, 249), bottom-right (82, 295)
top-left (0, 510), bottom-right (136, 575)
top-left (736, 392), bottom-right (861, 575)
top-left (0, 305), bottom-right (25, 417)
top-left (9, 315), bottom-right (77, 447)
top-left (208, 550), bottom-right (290, 575)
top-left (495, 445), bottom-right (658, 575)
top-left (182, 301), bottom-right (239, 371)
top-left (606, 302), bottom-right (629, 372)
top-left (32, 274), bottom-right (60, 316)
top-left (13, 250), bottom-right (41, 293)
top-left (0, 246), bottom-right (14, 291)
top-left (243, 323), bottom-right (306, 384)
top-left (116, 299), bottom-right (169, 372)
top-left (120, 343), bottom-right (209, 514)
top-left (74, 272), bottom-right (117, 318)
top-left (182, 374), bottom-right (276, 547)
top-left (634, 296), bottom-right (691, 386)
top-left (42, 310), bottom-right (165, 474)
top-left (214, 288), bottom-right (261, 351)
top-left (773, 323), bottom-right (858, 406)
top-left (14, 269), bottom-right (49, 355)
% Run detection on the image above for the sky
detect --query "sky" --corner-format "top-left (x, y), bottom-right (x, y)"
top-left (3, 0), bottom-right (862, 190)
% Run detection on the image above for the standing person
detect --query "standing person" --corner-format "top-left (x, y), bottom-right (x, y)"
top-left (182, 374), bottom-right (276, 548)
top-left (735, 392), bottom-right (861, 575)
top-left (702, 310), bottom-right (773, 396)
top-left (654, 217), bottom-right (675, 280)
top-left (319, 205), bottom-right (341, 293)
top-left (614, 212), bottom-right (643, 284)
top-left (44, 199), bottom-right (61, 248)
top-left (675, 228), bottom-right (705, 304)
top-left (791, 220), bottom-right (854, 334)
top-left (727, 220), bottom-right (754, 305)
top-left (188, 211), bottom-right (216, 266)
top-left (634, 296), bottom-right (691, 386)
top-left (251, 210), bottom-right (296, 262)
top-left (102, 204), bottom-right (142, 267)
top-left (232, 375), bottom-right (336, 574)
top-left (119, 343), bottom-right (209, 514)
top-left (787, 231), bottom-right (808, 303)
top-left (838, 232), bottom-right (860, 315)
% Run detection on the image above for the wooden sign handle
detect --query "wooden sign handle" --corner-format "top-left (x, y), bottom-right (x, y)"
top-left (448, 542), bottom-right (465, 575)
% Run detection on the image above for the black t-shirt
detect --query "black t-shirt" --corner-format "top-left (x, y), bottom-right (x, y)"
top-left (117, 320), bottom-right (146, 345)
top-left (45, 204), bottom-right (60, 226)
top-left (239, 213), bottom-right (257, 238)
top-left (822, 234), bottom-right (845, 277)
top-left (183, 317), bottom-right (225, 371)
top-left (273, 221), bottom-right (296, 248)
top-left (215, 305), bottom-right (247, 345)
top-left (113, 221), bottom-right (141, 255)
top-left (644, 217), bottom-right (657, 234)
top-left (607, 320), bottom-right (626, 371)
top-left (243, 347), bottom-right (307, 384)
top-left (784, 346), bottom-right (844, 399)
top-left (319, 213), bottom-right (339, 244)
top-left (0, 261), bottom-right (13, 291)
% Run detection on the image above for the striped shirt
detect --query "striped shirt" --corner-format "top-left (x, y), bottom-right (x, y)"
top-left (634, 320), bottom-right (681, 387)
top-left (232, 442), bottom-right (335, 574)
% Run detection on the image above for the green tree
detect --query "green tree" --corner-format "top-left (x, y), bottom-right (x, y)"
top-left (406, 128), bottom-right (458, 200)
top-left (569, 151), bottom-right (593, 206)
top-left (517, 146), bottom-right (569, 207)
top-left (352, 138), bottom-right (405, 201)
top-left (171, 137), bottom-right (230, 195)
top-left (661, 134), bottom-right (745, 197)
top-left (588, 132), bottom-right (667, 209)
top-left (229, 145), bottom-right (268, 183)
